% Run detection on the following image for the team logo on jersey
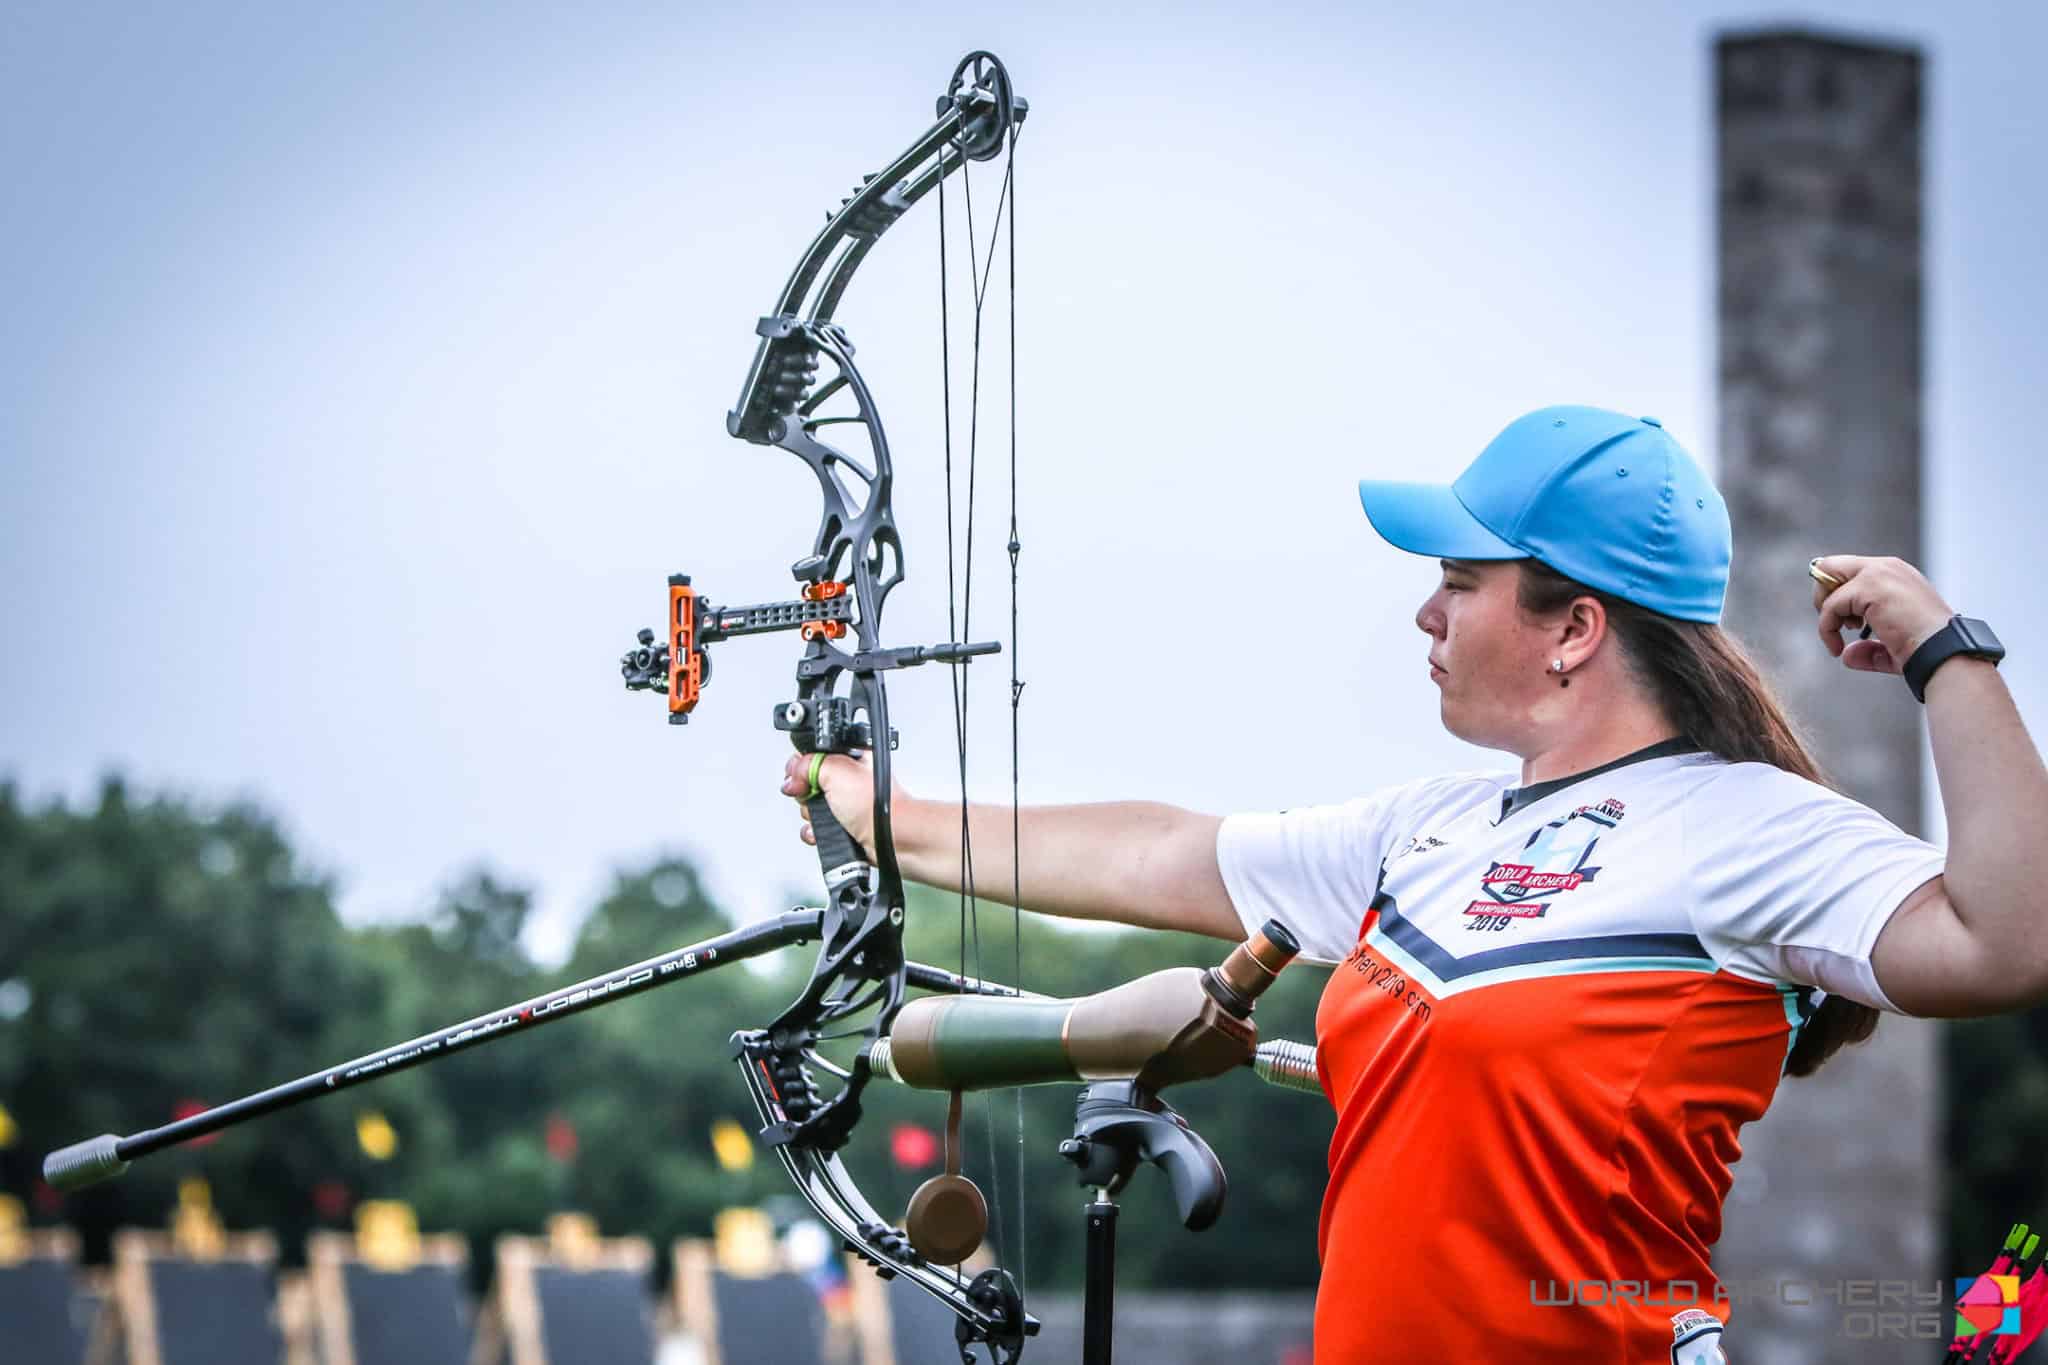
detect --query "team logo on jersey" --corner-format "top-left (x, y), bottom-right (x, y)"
top-left (1465, 803), bottom-right (1611, 921)
top-left (1669, 1309), bottom-right (1728, 1363)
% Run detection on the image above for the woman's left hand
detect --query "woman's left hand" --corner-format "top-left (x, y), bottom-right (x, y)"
top-left (1810, 554), bottom-right (1956, 674)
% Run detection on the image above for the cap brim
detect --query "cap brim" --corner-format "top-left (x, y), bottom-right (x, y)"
top-left (1356, 479), bottom-right (1525, 560)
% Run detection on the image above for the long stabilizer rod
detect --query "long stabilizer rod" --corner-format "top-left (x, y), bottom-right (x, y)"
top-left (45, 909), bottom-right (1016, 1193)
top-left (44, 911), bottom-right (827, 1191)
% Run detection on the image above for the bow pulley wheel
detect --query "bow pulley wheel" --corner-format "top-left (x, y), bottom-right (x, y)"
top-left (942, 50), bottom-right (1023, 162)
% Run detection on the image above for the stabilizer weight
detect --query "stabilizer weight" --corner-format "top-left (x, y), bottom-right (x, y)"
top-left (44, 1133), bottom-right (129, 1192)
top-left (1251, 1039), bottom-right (1322, 1094)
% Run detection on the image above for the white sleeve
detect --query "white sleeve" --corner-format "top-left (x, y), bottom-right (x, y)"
top-left (1682, 765), bottom-right (1946, 1015)
top-left (1215, 774), bottom-right (1493, 965)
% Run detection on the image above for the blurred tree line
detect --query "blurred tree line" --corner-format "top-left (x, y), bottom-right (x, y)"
top-left (0, 778), bottom-right (1334, 1294)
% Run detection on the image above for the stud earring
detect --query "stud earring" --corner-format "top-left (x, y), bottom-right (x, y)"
top-left (1552, 658), bottom-right (1570, 689)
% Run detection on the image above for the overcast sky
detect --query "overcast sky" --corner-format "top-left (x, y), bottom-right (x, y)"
top-left (5, 1), bottom-right (2044, 962)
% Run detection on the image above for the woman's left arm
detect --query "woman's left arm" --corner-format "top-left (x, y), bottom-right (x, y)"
top-left (1813, 554), bottom-right (2048, 1017)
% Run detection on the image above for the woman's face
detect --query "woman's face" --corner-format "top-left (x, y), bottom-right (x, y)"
top-left (1416, 558), bottom-right (1569, 753)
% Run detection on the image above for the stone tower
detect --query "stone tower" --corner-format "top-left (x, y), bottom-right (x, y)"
top-left (1715, 29), bottom-right (1937, 1365)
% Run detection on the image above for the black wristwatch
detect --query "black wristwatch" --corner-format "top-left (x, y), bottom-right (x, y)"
top-left (1902, 615), bottom-right (2005, 703)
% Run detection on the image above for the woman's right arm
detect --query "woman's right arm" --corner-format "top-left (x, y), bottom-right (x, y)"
top-left (781, 754), bottom-right (1242, 941)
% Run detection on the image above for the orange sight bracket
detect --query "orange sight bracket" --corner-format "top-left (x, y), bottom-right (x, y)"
top-left (634, 576), bottom-right (859, 724)
top-left (667, 575), bottom-right (703, 721)
top-left (800, 581), bottom-right (848, 642)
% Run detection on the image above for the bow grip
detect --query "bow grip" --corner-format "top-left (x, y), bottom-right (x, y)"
top-left (806, 794), bottom-right (869, 878)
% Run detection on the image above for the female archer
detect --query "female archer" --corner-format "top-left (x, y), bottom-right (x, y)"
top-left (783, 404), bottom-right (2045, 1361)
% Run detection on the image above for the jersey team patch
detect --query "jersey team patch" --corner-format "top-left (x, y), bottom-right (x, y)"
top-left (1470, 811), bottom-right (1606, 916)
top-left (1463, 899), bottom-right (1549, 918)
top-left (1670, 1308), bottom-right (1728, 1364)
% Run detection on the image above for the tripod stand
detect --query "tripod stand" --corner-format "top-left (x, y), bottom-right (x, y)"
top-left (1056, 1081), bottom-right (1228, 1365)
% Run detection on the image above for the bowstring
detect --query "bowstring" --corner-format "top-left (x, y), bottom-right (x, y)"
top-left (938, 104), bottom-right (1025, 1299)
top-left (1001, 111), bottom-right (1025, 1303)
top-left (934, 122), bottom-right (969, 1299)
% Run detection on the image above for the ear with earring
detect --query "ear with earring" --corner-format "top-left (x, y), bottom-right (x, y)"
top-left (1551, 658), bottom-right (1570, 688)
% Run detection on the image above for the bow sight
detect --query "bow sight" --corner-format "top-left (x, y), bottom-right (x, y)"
top-left (618, 571), bottom-right (997, 748)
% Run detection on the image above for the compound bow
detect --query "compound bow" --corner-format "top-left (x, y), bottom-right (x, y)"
top-left (618, 49), bottom-right (1034, 1361)
top-left (41, 49), bottom-right (1325, 1365)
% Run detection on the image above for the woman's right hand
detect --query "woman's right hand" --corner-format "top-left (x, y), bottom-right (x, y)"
top-left (780, 752), bottom-right (910, 858)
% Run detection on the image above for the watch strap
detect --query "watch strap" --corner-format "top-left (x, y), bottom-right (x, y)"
top-left (1902, 615), bottom-right (2005, 703)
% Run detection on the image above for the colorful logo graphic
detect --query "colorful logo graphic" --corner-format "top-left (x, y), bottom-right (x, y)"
top-left (1467, 804), bottom-right (1611, 919)
top-left (1956, 1274), bottom-right (2024, 1337)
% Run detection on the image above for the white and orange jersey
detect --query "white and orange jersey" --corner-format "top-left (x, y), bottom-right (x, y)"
top-left (1216, 738), bottom-right (1944, 1363)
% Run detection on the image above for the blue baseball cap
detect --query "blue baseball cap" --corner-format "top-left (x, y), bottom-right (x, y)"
top-left (1356, 405), bottom-right (1732, 623)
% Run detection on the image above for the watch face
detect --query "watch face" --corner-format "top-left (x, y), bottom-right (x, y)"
top-left (1956, 617), bottom-right (2006, 656)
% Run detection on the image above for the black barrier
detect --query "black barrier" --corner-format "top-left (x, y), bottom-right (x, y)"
top-left (340, 1261), bottom-right (470, 1365)
top-left (707, 1268), bottom-right (829, 1365)
top-left (532, 1265), bottom-right (656, 1365)
top-left (0, 1258), bottom-right (92, 1365)
top-left (149, 1259), bottom-right (281, 1365)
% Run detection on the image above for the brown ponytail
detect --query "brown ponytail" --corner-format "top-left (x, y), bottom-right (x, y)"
top-left (1515, 560), bottom-right (1876, 1079)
